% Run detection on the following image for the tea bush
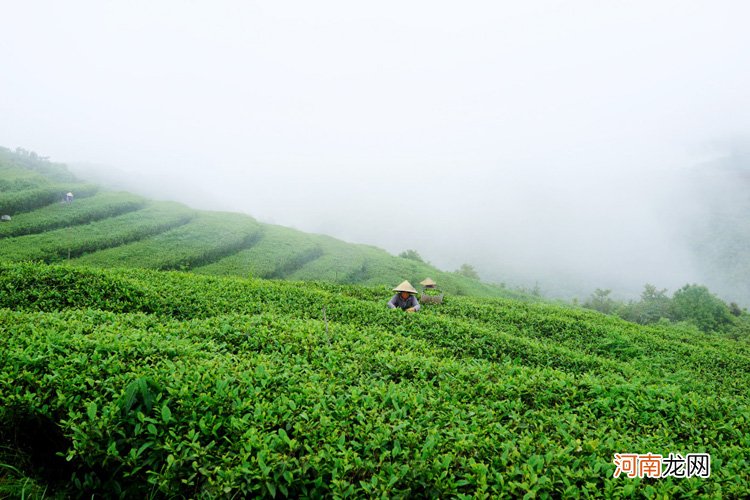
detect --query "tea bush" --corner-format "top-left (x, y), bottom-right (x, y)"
top-left (0, 191), bottom-right (147, 239)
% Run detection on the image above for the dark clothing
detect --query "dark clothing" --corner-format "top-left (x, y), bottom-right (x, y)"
top-left (387, 294), bottom-right (420, 311)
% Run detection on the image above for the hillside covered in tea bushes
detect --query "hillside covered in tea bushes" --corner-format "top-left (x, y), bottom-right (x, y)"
top-left (0, 147), bottom-right (520, 299)
top-left (1, 262), bottom-right (749, 497)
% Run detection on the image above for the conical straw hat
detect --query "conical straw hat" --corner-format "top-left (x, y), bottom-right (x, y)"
top-left (420, 278), bottom-right (437, 286)
top-left (392, 280), bottom-right (418, 294)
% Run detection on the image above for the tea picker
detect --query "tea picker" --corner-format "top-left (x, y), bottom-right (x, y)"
top-left (420, 278), bottom-right (444, 305)
top-left (387, 280), bottom-right (421, 312)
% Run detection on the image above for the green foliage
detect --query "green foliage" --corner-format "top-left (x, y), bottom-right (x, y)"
top-left (583, 288), bottom-right (616, 315)
top-left (5, 149), bottom-right (747, 494)
top-left (398, 249), bottom-right (424, 262)
top-left (194, 225), bottom-right (322, 279)
top-left (0, 462), bottom-right (55, 500)
top-left (0, 146), bottom-right (78, 184)
top-left (729, 302), bottom-right (743, 317)
top-left (0, 167), bottom-right (54, 191)
top-left (0, 263), bottom-right (748, 497)
top-left (618, 284), bottom-right (672, 325)
top-left (288, 235), bottom-right (368, 283)
top-left (71, 212), bottom-right (262, 271)
top-left (0, 201), bottom-right (195, 263)
top-left (0, 191), bottom-right (146, 239)
top-left (0, 183), bottom-right (99, 215)
top-left (454, 263), bottom-right (479, 280)
top-left (725, 313), bottom-right (750, 342)
top-left (671, 284), bottom-right (735, 333)
top-left (590, 283), bottom-right (742, 336)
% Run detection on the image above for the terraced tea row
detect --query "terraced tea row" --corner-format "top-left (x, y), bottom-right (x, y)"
top-left (193, 225), bottom-right (324, 279)
top-left (71, 212), bottom-right (263, 271)
top-left (0, 183), bottom-right (99, 215)
top-left (0, 202), bottom-right (195, 262)
top-left (0, 191), bottom-right (147, 238)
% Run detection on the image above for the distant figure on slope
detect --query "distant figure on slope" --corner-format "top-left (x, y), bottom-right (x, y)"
top-left (387, 280), bottom-right (421, 312)
top-left (420, 277), bottom-right (444, 304)
top-left (420, 277), bottom-right (438, 290)
top-left (65, 192), bottom-right (74, 203)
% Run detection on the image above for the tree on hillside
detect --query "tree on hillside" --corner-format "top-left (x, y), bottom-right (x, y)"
top-left (455, 263), bottom-right (479, 280)
top-left (583, 288), bottom-right (616, 315)
top-left (14, 147), bottom-right (46, 161)
top-left (621, 284), bottom-right (672, 325)
top-left (729, 302), bottom-right (743, 317)
top-left (398, 249), bottom-right (424, 262)
top-left (635, 283), bottom-right (672, 325)
top-left (671, 284), bottom-right (734, 333)
top-left (726, 312), bottom-right (750, 341)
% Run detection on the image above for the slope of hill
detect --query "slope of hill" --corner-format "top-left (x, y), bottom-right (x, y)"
top-left (1, 262), bottom-right (748, 497)
top-left (3, 148), bottom-right (747, 497)
top-left (0, 147), bottom-right (521, 298)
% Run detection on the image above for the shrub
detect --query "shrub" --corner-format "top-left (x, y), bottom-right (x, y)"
top-left (671, 284), bottom-right (734, 333)
top-left (398, 249), bottom-right (424, 262)
top-left (454, 263), bottom-right (479, 280)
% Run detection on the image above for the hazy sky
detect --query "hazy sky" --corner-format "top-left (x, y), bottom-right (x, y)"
top-left (2, 1), bottom-right (749, 298)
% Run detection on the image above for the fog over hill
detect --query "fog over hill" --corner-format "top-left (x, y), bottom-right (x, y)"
top-left (2, 1), bottom-right (749, 304)
top-left (680, 145), bottom-right (750, 306)
top-left (65, 141), bottom-right (750, 306)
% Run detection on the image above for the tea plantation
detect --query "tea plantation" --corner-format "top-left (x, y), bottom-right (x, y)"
top-left (1, 149), bottom-right (749, 497)
top-left (1, 262), bottom-right (749, 498)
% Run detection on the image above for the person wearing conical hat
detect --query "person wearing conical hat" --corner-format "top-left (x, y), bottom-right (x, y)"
top-left (419, 277), bottom-right (443, 302)
top-left (420, 278), bottom-right (437, 289)
top-left (387, 280), bottom-right (421, 312)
